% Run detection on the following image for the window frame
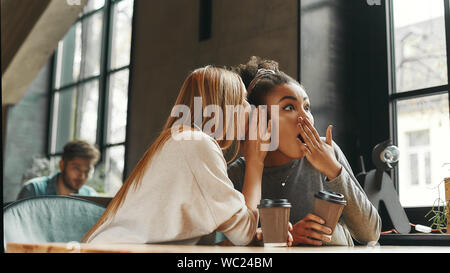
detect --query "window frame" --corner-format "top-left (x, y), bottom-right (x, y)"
top-left (386, 0), bottom-right (450, 203)
top-left (46, 0), bottom-right (135, 189)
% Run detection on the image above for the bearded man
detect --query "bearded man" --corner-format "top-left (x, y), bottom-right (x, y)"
top-left (17, 140), bottom-right (100, 199)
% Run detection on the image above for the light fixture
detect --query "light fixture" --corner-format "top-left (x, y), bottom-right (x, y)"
top-left (357, 140), bottom-right (411, 234)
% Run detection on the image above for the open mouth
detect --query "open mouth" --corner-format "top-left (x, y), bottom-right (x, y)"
top-left (297, 134), bottom-right (305, 143)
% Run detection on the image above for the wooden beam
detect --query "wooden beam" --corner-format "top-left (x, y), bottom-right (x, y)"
top-left (1, 0), bottom-right (88, 105)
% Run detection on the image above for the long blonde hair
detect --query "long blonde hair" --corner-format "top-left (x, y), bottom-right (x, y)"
top-left (82, 66), bottom-right (246, 242)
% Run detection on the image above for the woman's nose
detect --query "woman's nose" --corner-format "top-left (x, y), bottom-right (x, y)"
top-left (297, 111), bottom-right (307, 120)
top-left (297, 112), bottom-right (313, 125)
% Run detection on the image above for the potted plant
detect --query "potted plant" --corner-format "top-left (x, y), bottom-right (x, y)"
top-left (22, 156), bottom-right (55, 182)
top-left (425, 177), bottom-right (449, 234)
top-left (446, 177), bottom-right (450, 234)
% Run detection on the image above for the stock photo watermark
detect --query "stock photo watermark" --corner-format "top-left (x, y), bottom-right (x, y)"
top-left (66, 0), bottom-right (81, 6)
top-left (170, 97), bottom-right (280, 151)
top-left (366, 0), bottom-right (381, 6)
top-left (66, 241), bottom-right (81, 253)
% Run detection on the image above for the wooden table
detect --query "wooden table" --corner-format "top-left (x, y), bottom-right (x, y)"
top-left (6, 242), bottom-right (450, 253)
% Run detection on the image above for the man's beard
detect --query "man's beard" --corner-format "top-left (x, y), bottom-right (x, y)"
top-left (61, 169), bottom-right (79, 192)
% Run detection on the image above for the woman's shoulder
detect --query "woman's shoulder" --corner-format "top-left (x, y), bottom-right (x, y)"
top-left (168, 129), bottom-right (222, 155)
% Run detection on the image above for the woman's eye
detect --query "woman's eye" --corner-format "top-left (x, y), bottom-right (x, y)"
top-left (283, 104), bottom-right (295, 111)
top-left (304, 104), bottom-right (311, 111)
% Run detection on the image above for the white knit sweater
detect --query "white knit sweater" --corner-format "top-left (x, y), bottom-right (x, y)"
top-left (86, 130), bottom-right (258, 246)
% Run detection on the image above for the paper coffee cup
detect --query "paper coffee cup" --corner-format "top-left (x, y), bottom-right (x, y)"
top-left (257, 199), bottom-right (291, 247)
top-left (313, 191), bottom-right (347, 233)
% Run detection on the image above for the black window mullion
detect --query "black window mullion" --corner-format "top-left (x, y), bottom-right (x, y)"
top-left (387, 0), bottom-right (397, 97)
top-left (444, 0), bottom-right (450, 111)
top-left (104, 142), bottom-right (126, 149)
top-left (386, 0), bottom-right (399, 190)
top-left (75, 7), bottom-right (104, 24)
top-left (389, 84), bottom-right (449, 101)
top-left (106, 64), bottom-right (129, 75)
top-left (54, 75), bottom-right (101, 92)
top-left (46, 54), bottom-right (57, 157)
top-left (97, 0), bottom-right (114, 164)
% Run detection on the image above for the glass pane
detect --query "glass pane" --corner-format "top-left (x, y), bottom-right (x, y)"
top-left (107, 69), bottom-right (129, 144)
top-left (52, 88), bottom-right (76, 153)
top-left (407, 129), bottom-right (429, 146)
top-left (104, 145), bottom-right (125, 195)
top-left (392, 0), bottom-right (447, 92)
top-left (55, 12), bottom-right (103, 89)
top-left (75, 80), bottom-right (99, 144)
top-left (79, 11), bottom-right (103, 79)
top-left (51, 81), bottom-right (99, 153)
top-left (110, 0), bottom-right (134, 70)
top-left (425, 152), bottom-right (431, 185)
top-left (55, 24), bottom-right (79, 89)
top-left (409, 154), bottom-right (419, 185)
top-left (397, 93), bottom-right (450, 207)
top-left (49, 156), bottom-right (61, 175)
top-left (86, 160), bottom-right (106, 194)
top-left (83, 0), bottom-right (105, 14)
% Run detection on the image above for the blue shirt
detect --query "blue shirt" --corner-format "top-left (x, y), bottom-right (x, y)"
top-left (17, 172), bottom-right (97, 200)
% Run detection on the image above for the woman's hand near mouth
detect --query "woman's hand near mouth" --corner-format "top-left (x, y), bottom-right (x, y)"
top-left (297, 116), bottom-right (342, 180)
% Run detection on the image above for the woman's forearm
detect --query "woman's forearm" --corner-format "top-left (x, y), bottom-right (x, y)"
top-left (326, 163), bottom-right (381, 243)
top-left (241, 161), bottom-right (264, 211)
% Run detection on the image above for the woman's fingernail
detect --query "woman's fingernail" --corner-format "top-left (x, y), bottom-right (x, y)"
top-left (323, 235), bottom-right (332, 242)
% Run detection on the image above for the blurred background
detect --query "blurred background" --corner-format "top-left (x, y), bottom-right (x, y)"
top-left (2, 0), bottom-right (449, 216)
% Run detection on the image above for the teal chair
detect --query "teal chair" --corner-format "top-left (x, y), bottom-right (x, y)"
top-left (215, 232), bottom-right (228, 244)
top-left (3, 196), bottom-right (105, 248)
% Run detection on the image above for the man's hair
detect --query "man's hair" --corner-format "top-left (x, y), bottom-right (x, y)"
top-left (62, 140), bottom-right (100, 164)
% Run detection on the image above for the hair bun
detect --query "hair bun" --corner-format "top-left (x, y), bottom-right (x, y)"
top-left (234, 56), bottom-right (280, 88)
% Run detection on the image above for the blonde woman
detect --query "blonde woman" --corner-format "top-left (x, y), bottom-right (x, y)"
top-left (83, 66), bottom-right (279, 246)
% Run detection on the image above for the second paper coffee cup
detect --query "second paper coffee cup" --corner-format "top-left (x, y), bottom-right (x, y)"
top-left (313, 191), bottom-right (347, 234)
top-left (257, 199), bottom-right (291, 247)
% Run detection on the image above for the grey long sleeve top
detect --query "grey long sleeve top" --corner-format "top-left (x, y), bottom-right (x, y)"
top-left (227, 141), bottom-right (381, 246)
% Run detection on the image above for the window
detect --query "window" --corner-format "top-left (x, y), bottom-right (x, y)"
top-left (388, 0), bottom-right (450, 207)
top-left (48, 0), bottom-right (134, 195)
top-left (405, 129), bottom-right (431, 186)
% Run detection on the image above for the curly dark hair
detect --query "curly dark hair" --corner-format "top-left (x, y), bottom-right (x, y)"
top-left (232, 56), bottom-right (299, 106)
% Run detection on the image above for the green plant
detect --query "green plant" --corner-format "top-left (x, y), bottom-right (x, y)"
top-left (425, 178), bottom-right (449, 233)
top-left (22, 156), bottom-right (57, 182)
top-left (85, 163), bottom-right (106, 194)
